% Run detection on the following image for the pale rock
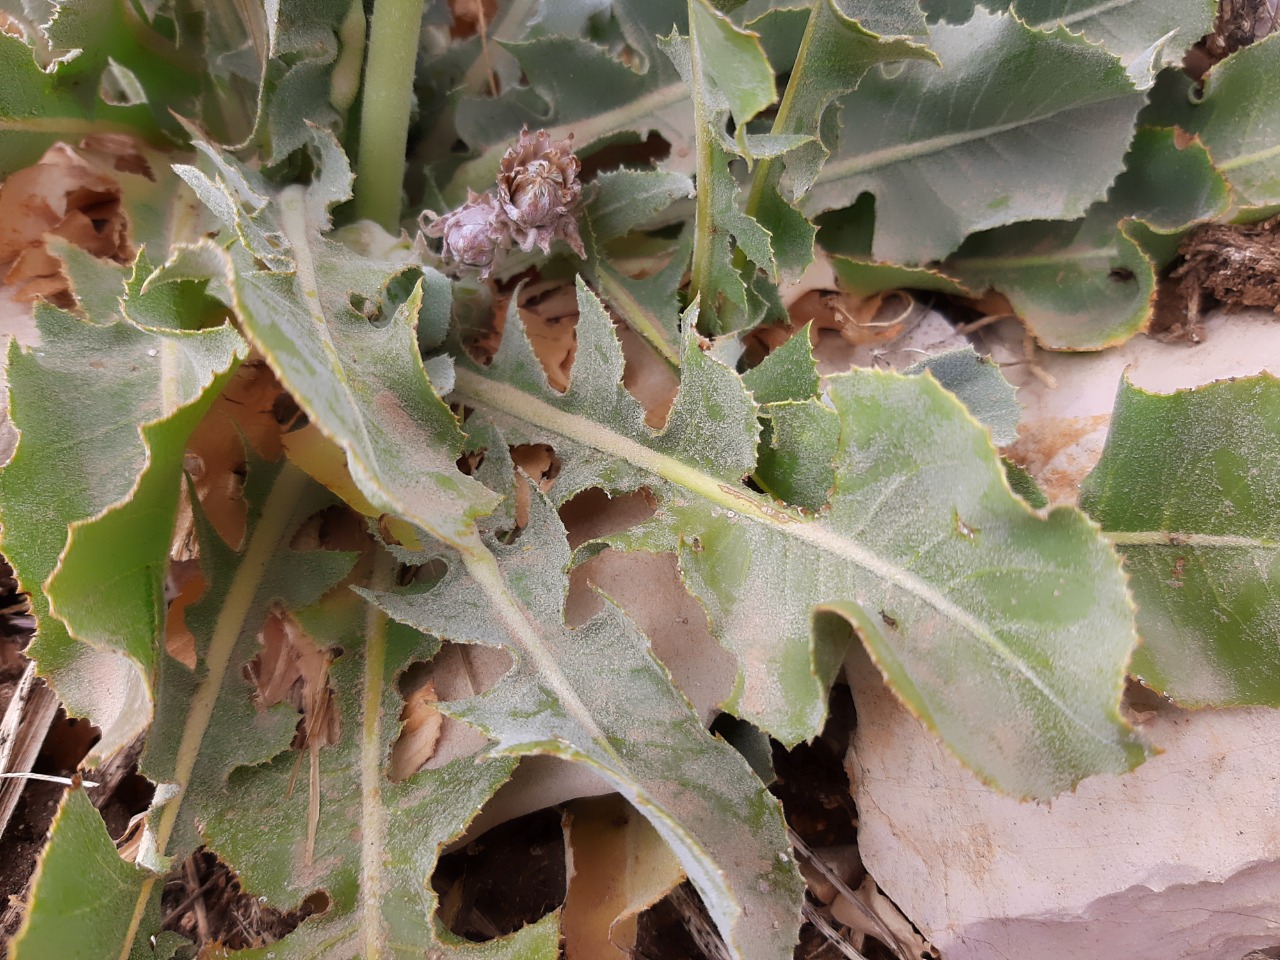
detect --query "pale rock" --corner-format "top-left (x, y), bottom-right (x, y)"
top-left (846, 309), bottom-right (1280, 960)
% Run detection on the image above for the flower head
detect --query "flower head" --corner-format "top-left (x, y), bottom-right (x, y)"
top-left (423, 189), bottom-right (509, 278)
top-left (496, 127), bottom-right (585, 258)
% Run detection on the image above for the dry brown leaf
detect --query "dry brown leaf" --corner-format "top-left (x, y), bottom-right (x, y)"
top-left (511, 442), bottom-right (561, 528)
top-left (448, 0), bottom-right (497, 38)
top-left (744, 288), bottom-right (918, 369)
top-left (830, 876), bottom-right (935, 960)
top-left (0, 140), bottom-right (139, 307)
top-left (164, 557), bottom-right (205, 668)
top-left (246, 607), bottom-right (339, 751)
top-left (389, 678), bottom-right (443, 782)
top-left (561, 794), bottom-right (684, 960)
top-left (179, 359), bottom-right (294, 552)
top-left (246, 608), bottom-right (339, 866)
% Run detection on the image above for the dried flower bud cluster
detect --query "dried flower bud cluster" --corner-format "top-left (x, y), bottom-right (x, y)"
top-left (423, 127), bottom-right (585, 278)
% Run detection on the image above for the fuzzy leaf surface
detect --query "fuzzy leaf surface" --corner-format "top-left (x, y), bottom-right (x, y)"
top-left (452, 280), bottom-right (1146, 797)
top-left (742, 0), bottom-right (935, 276)
top-left (1167, 34), bottom-right (1280, 210)
top-left (0, 303), bottom-right (244, 759)
top-left (1004, 0), bottom-right (1216, 74)
top-left (443, 0), bottom-right (692, 203)
top-left (944, 127), bottom-right (1231, 349)
top-left (1081, 375), bottom-right (1280, 706)
top-left (199, 566), bottom-right (556, 959)
top-left (806, 9), bottom-right (1145, 264)
top-left (177, 131), bottom-right (501, 544)
top-left (580, 169), bottom-right (694, 364)
top-left (369, 490), bottom-right (805, 960)
top-left (903, 349), bottom-right (1021, 447)
top-left (9, 787), bottom-right (153, 959)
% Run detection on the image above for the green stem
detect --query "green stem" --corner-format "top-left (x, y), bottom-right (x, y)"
top-left (743, 1), bottom-right (819, 222)
top-left (355, 0), bottom-right (427, 229)
top-left (686, 0), bottom-right (717, 326)
top-left (594, 263), bottom-right (681, 368)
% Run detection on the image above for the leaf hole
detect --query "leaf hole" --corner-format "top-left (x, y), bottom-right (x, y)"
top-left (161, 847), bottom-right (322, 950)
top-left (244, 607), bottom-right (341, 754)
top-left (1109, 267), bottom-right (1136, 283)
top-left (577, 132), bottom-right (671, 181)
top-left (511, 443), bottom-right (561, 530)
top-left (389, 643), bottom-right (513, 778)
top-left (432, 807), bottom-right (566, 941)
top-left (558, 487), bottom-right (657, 549)
top-left (289, 503), bottom-right (370, 554)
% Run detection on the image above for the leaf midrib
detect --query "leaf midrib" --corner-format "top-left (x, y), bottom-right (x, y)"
top-left (452, 366), bottom-right (1112, 745)
top-left (815, 97), bottom-right (1125, 185)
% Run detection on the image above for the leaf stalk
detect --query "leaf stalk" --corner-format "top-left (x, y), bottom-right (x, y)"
top-left (355, 0), bottom-right (428, 228)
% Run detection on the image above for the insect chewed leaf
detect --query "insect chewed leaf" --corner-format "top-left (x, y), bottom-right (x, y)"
top-left (172, 129), bottom-right (500, 545)
top-left (453, 281), bottom-right (1147, 798)
top-left (198, 557), bottom-right (556, 960)
top-left (1082, 375), bottom-right (1280, 707)
top-left (367, 488), bottom-right (804, 960)
top-left (8, 0), bottom-right (1280, 952)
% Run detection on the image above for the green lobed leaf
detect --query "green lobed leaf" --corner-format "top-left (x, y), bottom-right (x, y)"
top-left (661, 1), bottom-right (798, 334)
top-left (452, 280), bottom-right (1148, 797)
top-left (580, 169), bottom-right (694, 365)
top-left (175, 129), bottom-right (500, 544)
top-left (9, 788), bottom-right (152, 959)
top-left (198, 558), bottom-right (554, 959)
top-left (903, 348), bottom-right (1021, 447)
top-left (41, 0), bottom-right (202, 141)
top-left (831, 254), bottom-right (972, 299)
top-left (0, 29), bottom-right (162, 177)
top-left (13, 458), bottom-right (357, 959)
top-left (442, 0), bottom-right (692, 204)
top-left (735, 0), bottom-right (930, 42)
top-left (0, 302), bottom-right (245, 761)
top-left (744, 327), bottom-right (837, 512)
top-left (1081, 375), bottom-right (1280, 707)
top-left (175, 132), bottom-right (802, 956)
top-left (742, 0), bottom-right (935, 276)
top-left (1005, 0), bottom-right (1216, 77)
top-left (944, 127), bottom-right (1231, 349)
top-left (1164, 33), bottom-right (1280, 211)
top-left (369, 487), bottom-right (805, 960)
top-left (805, 9), bottom-right (1145, 264)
